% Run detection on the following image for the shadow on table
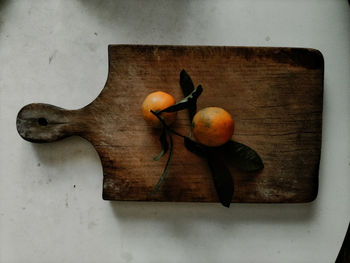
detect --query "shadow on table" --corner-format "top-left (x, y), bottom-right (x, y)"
top-left (0, 0), bottom-right (10, 31)
top-left (110, 199), bottom-right (317, 225)
top-left (0, 0), bottom-right (9, 11)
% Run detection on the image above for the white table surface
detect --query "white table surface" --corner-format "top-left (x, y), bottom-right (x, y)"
top-left (1, 0), bottom-right (349, 262)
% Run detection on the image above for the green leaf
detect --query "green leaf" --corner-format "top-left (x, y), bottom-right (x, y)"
top-left (158, 85), bottom-right (203, 114)
top-left (150, 110), bottom-right (186, 139)
top-left (217, 140), bottom-right (264, 172)
top-left (153, 128), bottom-right (168, 161)
top-left (207, 150), bottom-right (234, 208)
top-left (183, 137), bottom-right (208, 158)
top-left (180, 69), bottom-right (197, 121)
top-left (184, 137), bottom-right (234, 207)
top-left (149, 133), bottom-right (173, 195)
top-left (180, 69), bottom-right (195, 97)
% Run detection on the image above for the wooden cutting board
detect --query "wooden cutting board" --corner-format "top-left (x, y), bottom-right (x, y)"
top-left (17, 45), bottom-right (324, 203)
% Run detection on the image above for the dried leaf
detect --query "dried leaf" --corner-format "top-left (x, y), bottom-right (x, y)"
top-left (183, 137), bottom-right (208, 158)
top-left (180, 69), bottom-right (197, 121)
top-left (150, 133), bottom-right (173, 195)
top-left (158, 85), bottom-right (203, 114)
top-left (184, 137), bottom-right (234, 207)
top-left (217, 140), bottom-right (264, 172)
top-left (207, 150), bottom-right (234, 208)
top-left (153, 128), bottom-right (168, 161)
top-left (180, 69), bottom-right (195, 96)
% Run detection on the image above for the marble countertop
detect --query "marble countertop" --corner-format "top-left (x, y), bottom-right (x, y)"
top-left (1, 0), bottom-right (349, 262)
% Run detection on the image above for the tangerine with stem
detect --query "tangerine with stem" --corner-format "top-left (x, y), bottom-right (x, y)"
top-left (142, 91), bottom-right (177, 128)
top-left (192, 107), bottom-right (234, 147)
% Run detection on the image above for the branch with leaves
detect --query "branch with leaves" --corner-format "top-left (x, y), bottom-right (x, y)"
top-left (149, 70), bottom-right (264, 207)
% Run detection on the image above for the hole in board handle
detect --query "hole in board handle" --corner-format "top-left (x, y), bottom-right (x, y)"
top-left (38, 117), bottom-right (48, 126)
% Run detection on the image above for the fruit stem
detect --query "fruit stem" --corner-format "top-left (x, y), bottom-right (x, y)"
top-left (150, 110), bottom-right (186, 139)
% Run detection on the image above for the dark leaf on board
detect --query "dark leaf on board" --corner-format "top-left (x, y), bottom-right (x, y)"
top-left (180, 69), bottom-right (197, 121)
top-left (149, 133), bottom-right (174, 196)
top-left (183, 137), bottom-right (208, 158)
top-left (207, 150), bottom-right (234, 208)
top-left (153, 128), bottom-right (169, 161)
top-left (180, 69), bottom-right (195, 97)
top-left (159, 85), bottom-right (203, 114)
top-left (217, 140), bottom-right (264, 172)
top-left (184, 137), bottom-right (234, 207)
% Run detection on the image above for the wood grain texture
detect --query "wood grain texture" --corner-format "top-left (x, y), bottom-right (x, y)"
top-left (17, 45), bottom-right (324, 203)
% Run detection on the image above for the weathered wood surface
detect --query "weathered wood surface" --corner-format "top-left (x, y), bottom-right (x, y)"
top-left (17, 45), bottom-right (324, 203)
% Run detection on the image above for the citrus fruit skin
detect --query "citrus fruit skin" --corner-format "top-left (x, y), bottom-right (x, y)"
top-left (192, 107), bottom-right (234, 147)
top-left (142, 91), bottom-right (177, 128)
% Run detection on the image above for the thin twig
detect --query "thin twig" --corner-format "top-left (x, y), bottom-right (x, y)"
top-left (148, 133), bottom-right (173, 197)
top-left (150, 110), bottom-right (186, 139)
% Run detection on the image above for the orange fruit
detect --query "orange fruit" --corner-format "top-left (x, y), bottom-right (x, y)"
top-left (142, 91), bottom-right (177, 128)
top-left (192, 107), bottom-right (234, 147)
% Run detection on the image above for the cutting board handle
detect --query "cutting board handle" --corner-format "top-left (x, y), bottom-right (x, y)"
top-left (16, 103), bottom-right (89, 143)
